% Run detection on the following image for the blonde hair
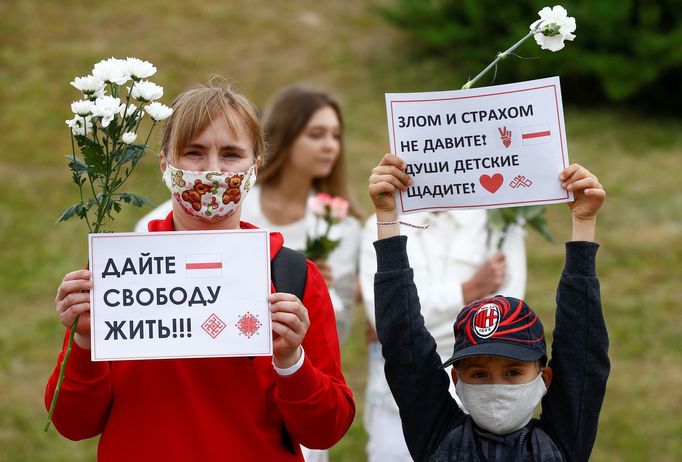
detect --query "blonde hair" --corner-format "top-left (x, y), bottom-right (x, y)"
top-left (257, 84), bottom-right (362, 218)
top-left (160, 80), bottom-right (264, 164)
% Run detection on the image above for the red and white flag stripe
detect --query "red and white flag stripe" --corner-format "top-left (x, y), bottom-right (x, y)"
top-left (185, 253), bottom-right (223, 278)
top-left (521, 124), bottom-right (552, 145)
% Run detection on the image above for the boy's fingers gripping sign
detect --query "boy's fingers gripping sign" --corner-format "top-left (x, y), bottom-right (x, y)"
top-left (369, 153), bottom-right (412, 211)
top-left (560, 163), bottom-right (605, 220)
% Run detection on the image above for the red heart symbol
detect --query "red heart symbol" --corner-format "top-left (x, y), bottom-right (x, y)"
top-left (480, 174), bottom-right (504, 193)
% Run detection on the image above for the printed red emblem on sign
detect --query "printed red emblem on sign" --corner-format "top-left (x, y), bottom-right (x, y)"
top-left (235, 312), bottom-right (262, 338)
top-left (480, 173), bottom-right (504, 193)
top-left (509, 175), bottom-right (533, 188)
top-left (498, 126), bottom-right (512, 148)
top-left (202, 313), bottom-right (227, 339)
top-left (473, 303), bottom-right (500, 338)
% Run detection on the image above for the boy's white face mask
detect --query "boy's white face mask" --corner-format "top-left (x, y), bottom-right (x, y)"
top-left (455, 372), bottom-right (547, 435)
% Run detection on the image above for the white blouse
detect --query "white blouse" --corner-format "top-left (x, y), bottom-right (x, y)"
top-left (240, 186), bottom-right (361, 342)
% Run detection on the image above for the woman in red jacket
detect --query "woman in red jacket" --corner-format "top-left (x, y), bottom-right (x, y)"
top-left (46, 82), bottom-right (355, 461)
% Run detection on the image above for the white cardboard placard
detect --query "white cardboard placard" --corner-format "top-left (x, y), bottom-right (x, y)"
top-left (88, 229), bottom-right (272, 361)
top-left (385, 77), bottom-right (573, 214)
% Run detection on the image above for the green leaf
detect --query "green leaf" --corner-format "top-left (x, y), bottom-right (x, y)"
top-left (486, 209), bottom-right (506, 231)
top-left (65, 154), bottom-right (87, 173)
top-left (517, 205), bottom-right (544, 221)
top-left (116, 192), bottom-right (154, 208)
top-left (304, 236), bottom-right (340, 260)
top-left (488, 205), bottom-right (555, 245)
top-left (55, 203), bottom-right (80, 223)
top-left (79, 137), bottom-right (107, 176)
top-left (115, 144), bottom-right (146, 166)
top-left (527, 215), bottom-right (555, 243)
top-left (74, 202), bottom-right (90, 219)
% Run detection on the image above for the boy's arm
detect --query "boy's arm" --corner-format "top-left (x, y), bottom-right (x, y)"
top-left (540, 164), bottom-right (609, 461)
top-left (369, 154), bottom-right (464, 460)
top-left (374, 236), bottom-right (464, 461)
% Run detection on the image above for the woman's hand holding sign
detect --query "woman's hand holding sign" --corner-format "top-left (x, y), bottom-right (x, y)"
top-left (270, 292), bottom-right (310, 368)
top-left (55, 270), bottom-right (93, 349)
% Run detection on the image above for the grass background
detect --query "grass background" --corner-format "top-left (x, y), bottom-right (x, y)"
top-left (1, 1), bottom-right (681, 460)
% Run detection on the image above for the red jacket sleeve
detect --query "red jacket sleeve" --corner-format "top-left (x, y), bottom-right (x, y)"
top-left (45, 330), bottom-right (113, 440)
top-left (273, 260), bottom-right (356, 449)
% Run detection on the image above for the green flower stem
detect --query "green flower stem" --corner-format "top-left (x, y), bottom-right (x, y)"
top-left (142, 121), bottom-right (156, 148)
top-left (44, 316), bottom-right (79, 432)
top-left (324, 218), bottom-right (333, 240)
top-left (462, 28), bottom-right (539, 90)
top-left (496, 227), bottom-right (509, 250)
top-left (95, 129), bottom-right (115, 232)
top-left (109, 121), bottom-right (157, 198)
top-left (120, 81), bottom-right (136, 138)
top-left (86, 127), bottom-right (103, 228)
top-left (71, 132), bottom-right (92, 232)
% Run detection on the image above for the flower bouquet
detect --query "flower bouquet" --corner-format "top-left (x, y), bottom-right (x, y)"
top-left (59, 57), bottom-right (174, 232)
top-left (461, 5), bottom-right (576, 247)
top-left (305, 193), bottom-right (349, 261)
top-left (46, 57), bottom-right (173, 431)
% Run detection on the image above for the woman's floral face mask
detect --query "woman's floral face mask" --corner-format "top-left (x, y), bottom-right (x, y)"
top-left (162, 163), bottom-right (257, 222)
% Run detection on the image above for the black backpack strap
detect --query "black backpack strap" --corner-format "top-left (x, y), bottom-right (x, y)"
top-left (270, 246), bottom-right (308, 301)
top-left (270, 246), bottom-right (308, 454)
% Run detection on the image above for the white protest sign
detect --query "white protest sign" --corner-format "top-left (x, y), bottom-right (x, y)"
top-left (385, 77), bottom-right (573, 214)
top-left (88, 229), bottom-right (272, 361)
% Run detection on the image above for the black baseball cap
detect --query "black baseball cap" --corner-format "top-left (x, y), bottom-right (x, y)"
top-left (442, 296), bottom-right (547, 368)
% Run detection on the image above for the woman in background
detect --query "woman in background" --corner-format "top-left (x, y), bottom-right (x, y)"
top-left (246, 84), bottom-right (362, 346)
top-left (248, 85), bottom-right (363, 462)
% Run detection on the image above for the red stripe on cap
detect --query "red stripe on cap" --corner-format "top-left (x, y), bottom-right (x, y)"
top-left (494, 318), bottom-right (539, 337)
top-left (499, 299), bottom-right (524, 326)
top-left (495, 334), bottom-right (545, 343)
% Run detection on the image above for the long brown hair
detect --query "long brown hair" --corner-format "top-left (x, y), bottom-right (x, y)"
top-left (160, 79), bottom-right (264, 164)
top-left (258, 84), bottom-right (362, 218)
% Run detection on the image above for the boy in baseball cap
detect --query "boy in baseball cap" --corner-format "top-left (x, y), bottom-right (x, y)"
top-left (368, 155), bottom-right (609, 461)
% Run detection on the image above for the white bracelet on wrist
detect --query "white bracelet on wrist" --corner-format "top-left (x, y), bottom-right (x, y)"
top-left (376, 220), bottom-right (429, 230)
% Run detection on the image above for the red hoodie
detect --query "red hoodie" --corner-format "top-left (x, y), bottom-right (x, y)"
top-left (45, 213), bottom-right (355, 461)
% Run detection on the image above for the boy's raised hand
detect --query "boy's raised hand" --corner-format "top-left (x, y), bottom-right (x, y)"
top-left (560, 163), bottom-right (605, 241)
top-left (369, 154), bottom-right (413, 239)
top-left (368, 153), bottom-right (412, 216)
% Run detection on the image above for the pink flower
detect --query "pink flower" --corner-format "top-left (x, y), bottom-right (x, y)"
top-left (329, 197), bottom-right (349, 222)
top-left (307, 194), bottom-right (328, 218)
top-left (304, 192), bottom-right (348, 260)
top-left (317, 192), bottom-right (332, 201)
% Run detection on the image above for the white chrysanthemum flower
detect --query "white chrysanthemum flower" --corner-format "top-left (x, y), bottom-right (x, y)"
top-left (92, 57), bottom-right (131, 85)
top-left (145, 102), bottom-right (173, 121)
top-left (530, 5), bottom-right (576, 52)
top-left (122, 132), bottom-right (138, 144)
top-left (71, 100), bottom-right (94, 116)
top-left (65, 115), bottom-right (93, 136)
top-left (126, 57), bottom-right (156, 80)
top-left (131, 80), bottom-right (164, 102)
top-left (70, 75), bottom-right (105, 97)
top-left (92, 95), bottom-right (125, 128)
